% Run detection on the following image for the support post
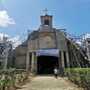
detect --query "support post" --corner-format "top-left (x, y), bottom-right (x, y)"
top-left (26, 52), bottom-right (29, 71)
top-left (34, 53), bottom-right (37, 74)
top-left (61, 51), bottom-right (65, 68)
top-left (61, 51), bottom-right (65, 75)
top-left (31, 52), bottom-right (35, 74)
top-left (58, 51), bottom-right (62, 74)
top-left (66, 52), bottom-right (70, 68)
top-left (4, 54), bottom-right (8, 70)
top-left (66, 52), bottom-right (70, 76)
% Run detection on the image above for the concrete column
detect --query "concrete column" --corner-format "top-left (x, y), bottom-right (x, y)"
top-left (66, 52), bottom-right (70, 76)
top-left (34, 53), bottom-right (37, 74)
top-left (58, 51), bottom-right (62, 70)
top-left (26, 52), bottom-right (29, 71)
top-left (66, 52), bottom-right (70, 68)
top-left (31, 52), bottom-right (37, 74)
top-left (60, 51), bottom-right (65, 76)
top-left (31, 52), bottom-right (35, 73)
top-left (61, 51), bottom-right (65, 68)
top-left (4, 56), bottom-right (8, 70)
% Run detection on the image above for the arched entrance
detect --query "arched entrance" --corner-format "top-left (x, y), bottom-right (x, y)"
top-left (37, 55), bottom-right (59, 74)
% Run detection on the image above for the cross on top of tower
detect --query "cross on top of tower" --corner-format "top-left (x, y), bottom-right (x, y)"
top-left (43, 8), bottom-right (48, 15)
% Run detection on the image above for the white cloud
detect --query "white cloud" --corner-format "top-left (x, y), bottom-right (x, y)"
top-left (0, 10), bottom-right (15, 27)
top-left (84, 33), bottom-right (90, 39)
top-left (9, 36), bottom-right (21, 49)
top-left (0, 33), bottom-right (21, 49)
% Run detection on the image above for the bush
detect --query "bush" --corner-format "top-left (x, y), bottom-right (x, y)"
top-left (0, 69), bottom-right (29, 90)
top-left (65, 68), bottom-right (90, 90)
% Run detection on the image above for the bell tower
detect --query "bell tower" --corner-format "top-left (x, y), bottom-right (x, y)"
top-left (40, 9), bottom-right (53, 30)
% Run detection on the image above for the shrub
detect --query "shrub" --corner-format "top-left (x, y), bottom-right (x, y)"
top-left (65, 68), bottom-right (90, 90)
top-left (0, 69), bottom-right (29, 90)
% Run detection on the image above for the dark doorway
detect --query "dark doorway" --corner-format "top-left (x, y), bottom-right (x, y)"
top-left (37, 56), bottom-right (59, 74)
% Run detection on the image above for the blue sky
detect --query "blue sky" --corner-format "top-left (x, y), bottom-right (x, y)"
top-left (0, 0), bottom-right (90, 40)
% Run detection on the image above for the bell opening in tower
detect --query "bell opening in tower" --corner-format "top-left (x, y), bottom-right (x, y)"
top-left (44, 19), bottom-right (49, 25)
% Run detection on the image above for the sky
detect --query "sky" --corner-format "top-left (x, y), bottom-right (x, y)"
top-left (0, 0), bottom-right (90, 41)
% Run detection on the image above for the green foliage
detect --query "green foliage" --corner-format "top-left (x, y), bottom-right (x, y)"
top-left (65, 68), bottom-right (90, 89)
top-left (0, 69), bottom-right (29, 90)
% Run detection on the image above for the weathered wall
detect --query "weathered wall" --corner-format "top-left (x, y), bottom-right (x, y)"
top-left (38, 31), bottom-right (56, 49)
top-left (15, 29), bottom-right (69, 70)
top-left (28, 30), bottom-right (56, 51)
top-left (15, 46), bottom-right (27, 68)
top-left (56, 30), bottom-right (68, 51)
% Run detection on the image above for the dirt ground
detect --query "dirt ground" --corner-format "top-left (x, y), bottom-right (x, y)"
top-left (17, 76), bottom-right (83, 90)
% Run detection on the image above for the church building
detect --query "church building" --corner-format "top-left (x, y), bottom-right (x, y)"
top-left (15, 13), bottom-right (89, 74)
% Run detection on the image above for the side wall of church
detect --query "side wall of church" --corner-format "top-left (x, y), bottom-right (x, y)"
top-left (56, 30), bottom-right (68, 51)
top-left (15, 46), bottom-right (27, 69)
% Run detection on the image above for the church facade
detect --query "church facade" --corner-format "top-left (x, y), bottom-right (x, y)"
top-left (15, 14), bottom-right (89, 74)
top-left (15, 14), bottom-right (70, 74)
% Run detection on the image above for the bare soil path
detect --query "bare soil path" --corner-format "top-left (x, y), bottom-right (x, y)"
top-left (18, 76), bottom-right (83, 90)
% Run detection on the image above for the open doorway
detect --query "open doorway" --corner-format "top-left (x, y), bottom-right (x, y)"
top-left (37, 55), bottom-right (59, 74)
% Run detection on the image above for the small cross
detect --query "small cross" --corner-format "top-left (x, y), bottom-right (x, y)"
top-left (43, 8), bottom-right (48, 15)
